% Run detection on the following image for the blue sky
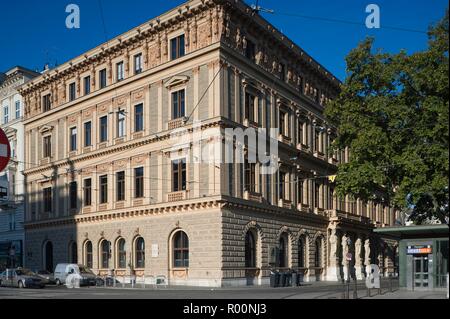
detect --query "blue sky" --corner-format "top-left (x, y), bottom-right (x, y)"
top-left (0, 0), bottom-right (447, 80)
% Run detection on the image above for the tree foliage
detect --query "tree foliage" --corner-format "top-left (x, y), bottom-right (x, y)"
top-left (325, 10), bottom-right (449, 225)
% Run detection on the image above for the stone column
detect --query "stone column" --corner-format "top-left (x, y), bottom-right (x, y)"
top-left (326, 228), bottom-right (341, 281)
top-left (341, 233), bottom-right (350, 281)
top-left (364, 238), bottom-right (371, 277)
top-left (355, 237), bottom-right (364, 280)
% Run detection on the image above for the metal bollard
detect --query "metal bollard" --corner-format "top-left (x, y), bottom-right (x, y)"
top-left (367, 288), bottom-right (371, 298)
top-left (122, 276), bottom-right (125, 288)
top-left (142, 276), bottom-right (146, 289)
top-left (353, 279), bottom-right (358, 299)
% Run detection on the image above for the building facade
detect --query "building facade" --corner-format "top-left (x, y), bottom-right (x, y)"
top-left (20, 0), bottom-right (397, 286)
top-left (0, 66), bottom-right (40, 270)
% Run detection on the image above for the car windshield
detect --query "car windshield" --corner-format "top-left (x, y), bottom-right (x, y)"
top-left (78, 266), bottom-right (94, 274)
top-left (15, 269), bottom-right (35, 276)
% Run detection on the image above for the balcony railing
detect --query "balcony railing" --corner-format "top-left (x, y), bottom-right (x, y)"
top-left (326, 209), bottom-right (371, 224)
top-left (278, 198), bottom-right (293, 209)
top-left (168, 190), bottom-right (187, 202)
top-left (243, 190), bottom-right (263, 203)
top-left (168, 117), bottom-right (187, 130)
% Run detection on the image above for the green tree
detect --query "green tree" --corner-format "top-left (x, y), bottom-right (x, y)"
top-left (325, 10), bottom-right (449, 225)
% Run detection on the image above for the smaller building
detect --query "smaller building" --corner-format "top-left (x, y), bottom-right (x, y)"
top-left (375, 225), bottom-right (449, 291)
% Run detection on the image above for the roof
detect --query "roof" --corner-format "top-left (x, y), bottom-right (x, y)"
top-left (374, 224), bottom-right (449, 239)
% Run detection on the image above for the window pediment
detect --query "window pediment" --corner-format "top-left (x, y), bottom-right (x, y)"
top-left (39, 125), bottom-right (54, 134)
top-left (165, 75), bottom-right (190, 89)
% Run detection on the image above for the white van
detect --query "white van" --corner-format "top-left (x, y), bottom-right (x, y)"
top-left (54, 264), bottom-right (97, 286)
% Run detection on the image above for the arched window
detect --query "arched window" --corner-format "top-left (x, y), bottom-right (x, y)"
top-left (315, 238), bottom-right (322, 268)
top-left (117, 238), bottom-right (126, 269)
top-left (69, 242), bottom-right (78, 264)
top-left (101, 240), bottom-right (110, 269)
top-left (298, 238), bottom-right (305, 268)
top-left (85, 241), bottom-right (93, 268)
top-left (173, 231), bottom-right (189, 268)
top-left (135, 237), bottom-right (145, 269)
top-left (44, 241), bottom-right (54, 273)
top-left (278, 235), bottom-right (288, 268)
top-left (245, 231), bottom-right (256, 268)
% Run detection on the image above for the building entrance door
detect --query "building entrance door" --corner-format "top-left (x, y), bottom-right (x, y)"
top-left (413, 256), bottom-right (429, 290)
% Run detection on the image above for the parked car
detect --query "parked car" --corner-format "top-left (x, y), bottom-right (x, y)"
top-left (53, 264), bottom-right (97, 286)
top-left (36, 270), bottom-right (57, 285)
top-left (0, 269), bottom-right (45, 289)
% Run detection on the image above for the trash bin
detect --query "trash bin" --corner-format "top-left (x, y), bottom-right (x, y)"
top-left (270, 271), bottom-right (280, 288)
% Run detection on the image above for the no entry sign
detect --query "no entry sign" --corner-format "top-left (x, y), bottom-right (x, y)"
top-left (0, 128), bottom-right (11, 173)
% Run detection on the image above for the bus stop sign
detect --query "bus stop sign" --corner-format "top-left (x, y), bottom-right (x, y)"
top-left (0, 128), bottom-right (11, 173)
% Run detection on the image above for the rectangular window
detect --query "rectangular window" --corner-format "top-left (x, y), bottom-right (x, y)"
top-left (134, 104), bottom-right (144, 132)
top-left (314, 183), bottom-right (320, 208)
top-left (280, 63), bottom-right (286, 81)
top-left (245, 39), bottom-right (256, 62)
top-left (244, 161), bottom-right (256, 193)
top-left (134, 167), bottom-right (144, 198)
top-left (84, 178), bottom-right (92, 206)
top-left (15, 101), bottom-right (21, 119)
top-left (116, 62), bottom-right (124, 82)
top-left (172, 90), bottom-right (185, 119)
top-left (172, 159), bottom-right (187, 192)
top-left (3, 105), bottom-right (8, 124)
top-left (117, 111), bottom-right (126, 138)
top-left (99, 175), bottom-right (108, 204)
top-left (279, 110), bottom-right (289, 137)
top-left (100, 116), bottom-right (108, 142)
top-left (134, 54), bottom-right (143, 74)
top-left (99, 69), bottom-right (107, 89)
top-left (8, 213), bottom-right (16, 231)
top-left (116, 171), bottom-right (125, 201)
top-left (84, 76), bottom-right (91, 95)
top-left (245, 93), bottom-right (257, 123)
top-left (43, 94), bottom-right (52, 112)
top-left (69, 182), bottom-right (77, 210)
top-left (314, 130), bottom-right (320, 152)
top-left (43, 187), bottom-right (52, 213)
top-left (69, 127), bottom-right (77, 152)
top-left (170, 35), bottom-right (185, 60)
top-left (43, 136), bottom-right (52, 158)
top-left (298, 121), bottom-right (304, 145)
top-left (298, 179), bottom-right (304, 205)
top-left (279, 172), bottom-right (287, 200)
top-left (69, 82), bottom-right (76, 102)
top-left (84, 121), bottom-right (92, 147)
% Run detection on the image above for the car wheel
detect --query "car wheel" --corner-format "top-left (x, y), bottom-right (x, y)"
top-left (55, 279), bottom-right (61, 286)
top-left (18, 281), bottom-right (24, 289)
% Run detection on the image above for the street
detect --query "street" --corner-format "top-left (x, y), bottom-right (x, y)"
top-left (0, 280), bottom-right (446, 299)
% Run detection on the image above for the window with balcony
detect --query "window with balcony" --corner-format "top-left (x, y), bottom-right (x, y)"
top-left (84, 121), bottom-right (92, 147)
top-left (134, 53), bottom-right (143, 75)
top-left (170, 34), bottom-right (185, 60)
top-left (99, 116), bottom-right (108, 143)
top-left (84, 76), bottom-right (91, 95)
top-left (134, 167), bottom-right (144, 198)
top-left (172, 90), bottom-right (185, 119)
top-left (134, 104), bottom-right (144, 132)
top-left (99, 175), bottom-right (108, 204)
top-left (99, 69), bottom-right (107, 89)
top-left (172, 159), bottom-right (186, 192)
top-left (43, 135), bottom-right (52, 158)
top-left (84, 178), bottom-right (92, 206)
top-left (279, 110), bottom-right (290, 138)
top-left (43, 94), bottom-right (52, 112)
top-left (69, 127), bottom-right (77, 152)
top-left (69, 82), bottom-right (76, 102)
top-left (116, 62), bottom-right (124, 82)
top-left (116, 171), bottom-right (125, 201)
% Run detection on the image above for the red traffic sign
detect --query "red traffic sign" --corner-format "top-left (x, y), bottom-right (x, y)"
top-left (0, 128), bottom-right (11, 173)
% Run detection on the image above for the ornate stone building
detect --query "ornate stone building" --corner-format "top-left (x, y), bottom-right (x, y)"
top-left (0, 66), bottom-right (40, 269)
top-left (19, 0), bottom-right (397, 286)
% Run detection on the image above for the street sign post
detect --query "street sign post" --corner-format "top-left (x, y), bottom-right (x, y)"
top-left (0, 128), bottom-right (11, 173)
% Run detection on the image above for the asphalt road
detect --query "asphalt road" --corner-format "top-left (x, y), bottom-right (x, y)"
top-left (0, 281), bottom-right (414, 300)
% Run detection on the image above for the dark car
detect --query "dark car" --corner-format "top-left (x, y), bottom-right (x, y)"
top-left (36, 270), bottom-right (57, 285)
top-left (0, 269), bottom-right (45, 289)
